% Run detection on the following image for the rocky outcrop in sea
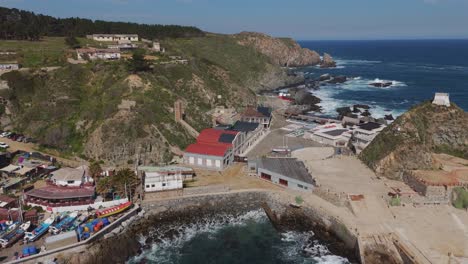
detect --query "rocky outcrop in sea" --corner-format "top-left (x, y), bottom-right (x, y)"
top-left (320, 53), bottom-right (337, 68)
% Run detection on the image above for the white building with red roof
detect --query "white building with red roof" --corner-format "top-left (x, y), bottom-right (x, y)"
top-left (183, 128), bottom-right (241, 170)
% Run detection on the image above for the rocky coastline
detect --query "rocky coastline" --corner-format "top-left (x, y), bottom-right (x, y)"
top-left (75, 191), bottom-right (360, 264)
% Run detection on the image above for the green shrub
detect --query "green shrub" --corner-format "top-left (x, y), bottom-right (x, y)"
top-left (389, 196), bottom-right (401, 206)
top-left (452, 187), bottom-right (468, 209)
top-left (295, 196), bottom-right (304, 205)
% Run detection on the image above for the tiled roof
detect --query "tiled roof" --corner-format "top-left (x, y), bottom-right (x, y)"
top-left (185, 143), bottom-right (231, 157)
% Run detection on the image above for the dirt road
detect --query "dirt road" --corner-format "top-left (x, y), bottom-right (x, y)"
top-left (0, 137), bottom-right (83, 167)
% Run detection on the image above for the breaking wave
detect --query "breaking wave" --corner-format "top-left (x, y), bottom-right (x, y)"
top-left (311, 76), bottom-right (409, 118)
top-left (128, 210), bottom-right (348, 264)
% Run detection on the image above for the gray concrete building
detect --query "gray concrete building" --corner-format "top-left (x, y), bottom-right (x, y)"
top-left (248, 157), bottom-right (315, 192)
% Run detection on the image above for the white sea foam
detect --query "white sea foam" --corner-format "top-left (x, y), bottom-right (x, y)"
top-left (310, 76), bottom-right (408, 118)
top-left (280, 231), bottom-right (349, 264)
top-left (129, 210), bottom-right (268, 263)
top-left (129, 210), bottom-right (349, 264)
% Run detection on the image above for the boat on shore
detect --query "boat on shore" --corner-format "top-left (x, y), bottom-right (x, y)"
top-left (24, 217), bottom-right (54, 242)
top-left (77, 217), bottom-right (110, 241)
top-left (95, 201), bottom-right (132, 218)
top-left (49, 212), bottom-right (78, 235)
top-left (0, 221), bottom-right (30, 248)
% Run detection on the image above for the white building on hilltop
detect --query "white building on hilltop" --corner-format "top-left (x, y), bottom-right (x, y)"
top-left (87, 34), bottom-right (138, 42)
top-left (432, 93), bottom-right (450, 107)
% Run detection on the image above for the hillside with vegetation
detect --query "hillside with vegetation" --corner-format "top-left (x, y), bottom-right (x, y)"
top-left (0, 8), bottom-right (326, 166)
top-left (0, 33), bottom-right (312, 165)
top-left (360, 101), bottom-right (468, 179)
top-left (0, 7), bottom-right (204, 40)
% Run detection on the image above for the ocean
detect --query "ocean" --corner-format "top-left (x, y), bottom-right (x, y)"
top-left (128, 210), bottom-right (349, 264)
top-left (297, 39), bottom-right (468, 118)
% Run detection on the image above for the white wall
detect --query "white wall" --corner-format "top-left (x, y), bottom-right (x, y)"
top-left (145, 179), bottom-right (182, 192)
top-left (28, 198), bottom-right (129, 213)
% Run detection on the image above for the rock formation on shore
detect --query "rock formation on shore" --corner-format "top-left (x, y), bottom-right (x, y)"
top-left (235, 32), bottom-right (321, 67)
top-left (320, 53), bottom-right (337, 68)
top-left (360, 101), bottom-right (468, 180)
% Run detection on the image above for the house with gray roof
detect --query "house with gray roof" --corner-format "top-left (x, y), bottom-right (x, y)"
top-left (248, 157), bottom-right (315, 192)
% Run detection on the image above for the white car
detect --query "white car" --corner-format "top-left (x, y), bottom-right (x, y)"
top-left (0, 142), bottom-right (9, 149)
top-left (0, 132), bottom-right (11, 138)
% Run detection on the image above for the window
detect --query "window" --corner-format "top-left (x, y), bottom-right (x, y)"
top-left (151, 184), bottom-right (155, 188)
top-left (162, 183), bottom-right (166, 187)
top-left (298, 184), bottom-right (304, 188)
top-left (146, 185), bottom-right (150, 188)
top-left (67, 180), bottom-right (75, 184)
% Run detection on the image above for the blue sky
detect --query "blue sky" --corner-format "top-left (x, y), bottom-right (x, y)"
top-left (1, 0), bottom-right (468, 40)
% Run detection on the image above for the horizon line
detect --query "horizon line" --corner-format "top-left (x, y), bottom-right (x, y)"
top-left (296, 38), bottom-right (468, 42)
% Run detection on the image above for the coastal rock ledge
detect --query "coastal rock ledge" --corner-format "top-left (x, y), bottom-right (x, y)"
top-left (320, 53), bottom-right (337, 68)
top-left (235, 32), bottom-right (321, 67)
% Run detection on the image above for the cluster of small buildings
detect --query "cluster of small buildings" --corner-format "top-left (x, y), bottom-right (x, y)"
top-left (183, 106), bottom-right (271, 171)
top-left (77, 33), bottom-right (167, 62)
top-left (303, 120), bottom-right (386, 153)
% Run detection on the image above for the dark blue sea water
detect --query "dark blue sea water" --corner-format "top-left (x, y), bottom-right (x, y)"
top-left (129, 210), bottom-right (348, 264)
top-left (298, 39), bottom-right (468, 117)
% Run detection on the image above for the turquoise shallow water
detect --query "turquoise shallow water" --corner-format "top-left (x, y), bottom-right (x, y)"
top-left (129, 210), bottom-right (349, 264)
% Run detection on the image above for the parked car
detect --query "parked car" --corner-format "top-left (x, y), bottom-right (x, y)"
top-left (16, 136), bottom-right (24, 142)
top-left (6, 133), bottom-right (16, 139)
top-left (0, 132), bottom-right (11, 138)
top-left (0, 142), bottom-right (9, 149)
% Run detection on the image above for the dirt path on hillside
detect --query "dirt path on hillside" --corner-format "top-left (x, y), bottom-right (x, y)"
top-left (1, 137), bottom-right (84, 167)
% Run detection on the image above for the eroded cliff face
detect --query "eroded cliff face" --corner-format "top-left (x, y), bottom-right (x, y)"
top-left (235, 32), bottom-right (321, 67)
top-left (360, 102), bottom-right (468, 180)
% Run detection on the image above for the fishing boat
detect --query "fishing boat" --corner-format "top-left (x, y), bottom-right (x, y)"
top-left (95, 201), bottom-right (132, 218)
top-left (67, 213), bottom-right (89, 232)
top-left (24, 217), bottom-right (54, 242)
top-left (49, 212), bottom-right (78, 235)
top-left (0, 221), bottom-right (30, 248)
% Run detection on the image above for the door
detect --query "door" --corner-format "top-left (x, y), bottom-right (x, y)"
top-left (279, 179), bottom-right (288, 186)
top-left (261, 173), bottom-right (271, 181)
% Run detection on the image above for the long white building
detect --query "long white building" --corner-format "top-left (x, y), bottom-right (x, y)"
top-left (87, 34), bottom-right (139, 42)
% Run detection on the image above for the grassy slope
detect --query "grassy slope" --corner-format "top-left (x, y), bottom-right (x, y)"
top-left (0, 34), bottom-right (277, 163)
top-left (360, 101), bottom-right (468, 172)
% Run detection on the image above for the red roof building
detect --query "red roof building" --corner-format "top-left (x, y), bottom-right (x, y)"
top-left (184, 128), bottom-right (240, 170)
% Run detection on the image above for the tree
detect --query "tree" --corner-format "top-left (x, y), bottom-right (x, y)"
top-left (65, 36), bottom-right (81, 49)
top-left (128, 49), bottom-right (150, 73)
top-left (96, 168), bottom-right (139, 199)
top-left (89, 161), bottom-right (103, 181)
